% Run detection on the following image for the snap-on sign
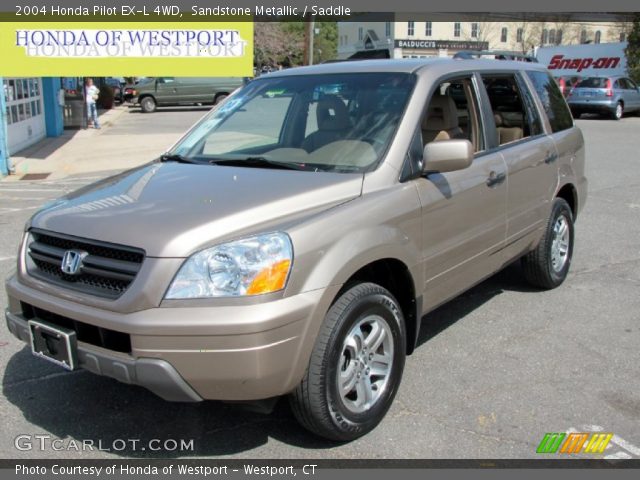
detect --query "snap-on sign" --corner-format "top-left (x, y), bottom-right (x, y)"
top-left (548, 54), bottom-right (621, 73)
top-left (536, 42), bottom-right (627, 77)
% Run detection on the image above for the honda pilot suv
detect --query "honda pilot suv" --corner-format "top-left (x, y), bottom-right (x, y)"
top-left (5, 59), bottom-right (587, 441)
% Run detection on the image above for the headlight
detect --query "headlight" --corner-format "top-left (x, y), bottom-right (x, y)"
top-left (165, 232), bottom-right (293, 299)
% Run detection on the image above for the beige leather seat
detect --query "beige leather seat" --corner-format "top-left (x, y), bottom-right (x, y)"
top-left (422, 95), bottom-right (465, 144)
top-left (302, 96), bottom-right (351, 152)
top-left (494, 113), bottom-right (524, 145)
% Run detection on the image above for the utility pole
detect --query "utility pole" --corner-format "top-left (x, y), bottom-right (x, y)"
top-left (0, 76), bottom-right (10, 176)
top-left (304, 16), bottom-right (315, 65)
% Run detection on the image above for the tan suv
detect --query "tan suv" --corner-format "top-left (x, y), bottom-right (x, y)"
top-left (5, 59), bottom-right (587, 441)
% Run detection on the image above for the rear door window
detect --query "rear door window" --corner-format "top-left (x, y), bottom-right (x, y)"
top-left (525, 71), bottom-right (573, 133)
top-left (480, 74), bottom-right (539, 146)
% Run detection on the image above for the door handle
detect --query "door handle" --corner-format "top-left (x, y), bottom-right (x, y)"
top-left (486, 171), bottom-right (506, 188)
top-left (544, 152), bottom-right (558, 164)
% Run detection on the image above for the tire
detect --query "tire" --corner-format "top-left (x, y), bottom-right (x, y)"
top-left (611, 102), bottom-right (623, 120)
top-left (522, 198), bottom-right (574, 289)
top-left (571, 109), bottom-right (582, 119)
top-left (140, 96), bottom-right (157, 113)
top-left (214, 93), bottom-right (228, 105)
top-left (290, 282), bottom-right (406, 442)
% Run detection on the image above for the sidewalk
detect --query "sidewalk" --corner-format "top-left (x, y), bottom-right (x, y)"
top-left (2, 106), bottom-right (177, 182)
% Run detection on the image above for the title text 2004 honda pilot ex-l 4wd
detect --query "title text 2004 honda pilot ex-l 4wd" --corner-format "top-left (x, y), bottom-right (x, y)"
top-left (5, 59), bottom-right (587, 441)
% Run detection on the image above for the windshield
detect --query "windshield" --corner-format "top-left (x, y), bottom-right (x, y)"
top-left (169, 72), bottom-right (416, 173)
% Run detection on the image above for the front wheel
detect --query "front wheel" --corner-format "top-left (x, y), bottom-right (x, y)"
top-left (140, 96), bottom-right (157, 113)
top-left (522, 198), bottom-right (574, 289)
top-left (290, 282), bottom-right (406, 441)
top-left (214, 93), bottom-right (228, 105)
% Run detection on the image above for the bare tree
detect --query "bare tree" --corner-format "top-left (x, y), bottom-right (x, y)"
top-left (254, 22), bottom-right (304, 68)
top-left (510, 15), bottom-right (544, 54)
top-left (608, 17), bottom-right (634, 42)
top-left (462, 17), bottom-right (500, 46)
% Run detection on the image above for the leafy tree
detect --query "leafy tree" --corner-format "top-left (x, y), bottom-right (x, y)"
top-left (279, 21), bottom-right (338, 65)
top-left (313, 22), bottom-right (338, 64)
top-left (625, 14), bottom-right (640, 83)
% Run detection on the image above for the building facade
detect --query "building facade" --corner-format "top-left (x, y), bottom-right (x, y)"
top-left (338, 20), bottom-right (629, 60)
top-left (1, 77), bottom-right (66, 176)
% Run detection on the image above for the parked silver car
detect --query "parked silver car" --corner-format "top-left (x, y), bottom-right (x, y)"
top-left (5, 58), bottom-right (587, 441)
top-left (567, 75), bottom-right (640, 120)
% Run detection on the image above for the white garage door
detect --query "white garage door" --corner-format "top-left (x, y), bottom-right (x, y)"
top-left (3, 78), bottom-right (46, 155)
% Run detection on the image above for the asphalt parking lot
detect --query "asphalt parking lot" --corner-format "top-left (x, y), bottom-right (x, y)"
top-left (0, 111), bottom-right (639, 459)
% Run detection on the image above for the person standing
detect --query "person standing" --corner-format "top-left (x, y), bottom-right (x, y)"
top-left (85, 78), bottom-right (100, 129)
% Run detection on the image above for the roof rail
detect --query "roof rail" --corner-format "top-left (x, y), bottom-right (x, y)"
top-left (453, 50), bottom-right (537, 62)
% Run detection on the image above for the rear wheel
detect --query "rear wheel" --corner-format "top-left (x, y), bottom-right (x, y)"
top-left (290, 282), bottom-right (406, 441)
top-left (611, 102), bottom-right (623, 120)
top-left (140, 96), bottom-right (157, 113)
top-left (522, 198), bottom-right (574, 289)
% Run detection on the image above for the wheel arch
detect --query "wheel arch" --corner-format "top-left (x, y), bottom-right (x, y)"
top-left (556, 183), bottom-right (578, 220)
top-left (334, 258), bottom-right (421, 356)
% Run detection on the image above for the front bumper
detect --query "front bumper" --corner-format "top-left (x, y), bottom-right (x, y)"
top-left (5, 274), bottom-right (339, 402)
top-left (6, 311), bottom-right (201, 402)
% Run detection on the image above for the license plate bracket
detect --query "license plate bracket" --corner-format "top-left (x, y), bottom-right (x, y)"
top-left (29, 320), bottom-right (78, 371)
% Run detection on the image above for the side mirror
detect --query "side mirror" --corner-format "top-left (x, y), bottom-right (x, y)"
top-left (423, 139), bottom-right (474, 174)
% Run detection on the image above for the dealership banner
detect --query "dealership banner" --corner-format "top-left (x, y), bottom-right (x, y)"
top-left (0, 21), bottom-right (253, 76)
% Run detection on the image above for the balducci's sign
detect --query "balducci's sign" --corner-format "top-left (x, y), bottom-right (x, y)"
top-left (394, 39), bottom-right (489, 50)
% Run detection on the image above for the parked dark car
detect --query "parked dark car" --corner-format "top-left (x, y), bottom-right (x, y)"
top-left (567, 76), bottom-right (640, 120)
top-left (131, 77), bottom-right (244, 113)
top-left (122, 78), bottom-right (147, 103)
top-left (104, 77), bottom-right (124, 103)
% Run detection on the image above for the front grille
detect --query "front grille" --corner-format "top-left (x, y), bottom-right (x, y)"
top-left (26, 229), bottom-right (145, 299)
top-left (21, 302), bottom-right (132, 354)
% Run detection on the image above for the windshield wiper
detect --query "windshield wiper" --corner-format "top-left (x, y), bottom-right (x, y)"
top-left (159, 153), bottom-right (199, 164)
top-left (208, 157), bottom-right (306, 171)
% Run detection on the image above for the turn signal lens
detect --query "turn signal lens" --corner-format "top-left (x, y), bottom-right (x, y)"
top-left (246, 259), bottom-right (291, 295)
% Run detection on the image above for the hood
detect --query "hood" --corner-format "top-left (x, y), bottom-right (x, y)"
top-left (31, 162), bottom-right (363, 257)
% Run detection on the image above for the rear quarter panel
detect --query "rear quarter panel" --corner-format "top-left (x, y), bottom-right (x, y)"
top-left (554, 126), bottom-right (587, 217)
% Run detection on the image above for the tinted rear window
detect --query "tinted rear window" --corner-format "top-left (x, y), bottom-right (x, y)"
top-left (526, 71), bottom-right (573, 133)
top-left (576, 77), bottom-right (608, 88)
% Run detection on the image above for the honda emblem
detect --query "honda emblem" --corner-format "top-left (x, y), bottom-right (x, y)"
top-left (60, 250), bottom-right (86, 275)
